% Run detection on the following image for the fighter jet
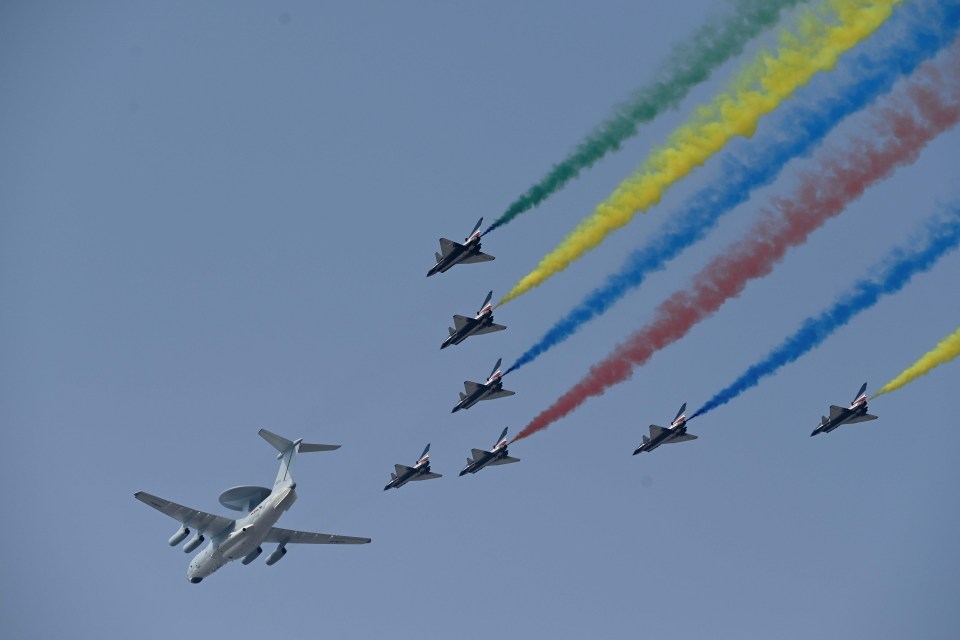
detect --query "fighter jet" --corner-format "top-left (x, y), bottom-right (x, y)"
top-left (810, 382), bottom-right (878, 437)
top-left (134, 429), bottom-right (370, 584)
top-left (441, 291), bottom-right (507, 349)
top-left (451, 357), bottom-right (515, 413)
top-left (633, 403), bottom-right (698, 455)
top-left (384, 443), bottom-right (443, 490)
top-left (427, 217), bottom-right (495, 277)
top-left (459, 427), bottom-right (521, 476)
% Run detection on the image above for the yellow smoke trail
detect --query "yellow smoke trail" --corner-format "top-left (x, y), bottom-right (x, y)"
top-left (874, 327), bottom-right (960, 397)
top-left (500, 0), bottom-right (901, 305)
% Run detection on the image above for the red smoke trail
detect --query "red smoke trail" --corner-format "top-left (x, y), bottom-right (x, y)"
top-left (513, 44), bottom-right (960, 443)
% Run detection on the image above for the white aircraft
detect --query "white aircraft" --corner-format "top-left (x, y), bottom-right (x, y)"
top-left (135, 429), bottom-right (371, 584)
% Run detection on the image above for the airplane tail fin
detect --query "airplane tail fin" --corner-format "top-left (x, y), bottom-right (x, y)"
top-left (259, 429), bottom-right (340, 487)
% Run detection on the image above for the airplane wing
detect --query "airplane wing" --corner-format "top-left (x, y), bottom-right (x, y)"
top-left (452, 315), bottom-right (473, 330)
top-left (471, 448), bottom-right (491, 460)
top-left (438, 238), bottom-right (461, 256)
top-left (487, 456), bottom-right (520, 466)
top-left (845, 413), bottom-right (878, 424)
top-left (411, 472), bottom-right (443, 481)
top-left (134, 491), bottom-right (234, 536)
top-left (664, 434), bottom-right (698, 444)
top-left (459, 251), bottom-right (495, 264)
top-left (394, 464), bottom-right (414, 476)
top-left (829, 405), bottom-right (846, 419)
top-left (473, 323), bottom-right (507, 336)
top-left (649, 425), bottom-right (669, 438)
top-left (463, 381), bottom-right (483, 395)
top-left (481, 389), bottom-right (515, 400)
top-left (264, 527), bottom-right (370, 545)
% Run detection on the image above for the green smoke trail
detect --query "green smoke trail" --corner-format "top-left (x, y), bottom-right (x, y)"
top-left (484, 0), bottom-right (807, 235)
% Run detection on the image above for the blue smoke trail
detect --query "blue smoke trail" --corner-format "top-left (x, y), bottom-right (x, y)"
top-left (505, 0), bottom-right (959, 376)
top-left (690, 202), bottom-right (960, 419)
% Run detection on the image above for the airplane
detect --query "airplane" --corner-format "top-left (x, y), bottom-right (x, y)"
top-left (134, 429), bottom-right (371, 584)
top-left (441, 291), bottom-right (507, 349)
top-left (459, 427), bottom-right (521, 476)
top-left (427, 217), bottom-right (495, 277)
top-left (384, 443), bottom-right (443, 490)
top-left (810, 382), bottom-right (878, 437)
top-left (451, 357), bottom-right (515, 413)
top-left (632, 403), bottom-right (698, 455)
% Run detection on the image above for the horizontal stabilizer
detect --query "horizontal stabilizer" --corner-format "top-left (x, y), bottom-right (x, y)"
top-left (299, 443), bottom-right (341, 453)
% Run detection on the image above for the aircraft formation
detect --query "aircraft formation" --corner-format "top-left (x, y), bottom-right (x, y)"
top-left (136, 0), bottom-right (960, 584)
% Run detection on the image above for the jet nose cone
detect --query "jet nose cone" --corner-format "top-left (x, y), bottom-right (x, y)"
top-left (459, 470), bottom-right (467, 476)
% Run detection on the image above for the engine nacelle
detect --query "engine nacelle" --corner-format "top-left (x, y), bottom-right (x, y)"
top-left (242, 546), bottom-right (263, 565)
top-left (182, 533), bottom-right (204, 553)
top-left (168, 526), bottom-right (190, 547)
top-left (265, 545), bottom-right (287, 566)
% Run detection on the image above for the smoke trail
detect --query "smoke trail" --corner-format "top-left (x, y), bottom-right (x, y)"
top-left (483, 0), bottom-right (808, 236)
top-left (691, 206), bottom-right (960, 419)
top-left (500, 0), bottom-right (901, 305)
top-left (505, 0), bottom-right (959, 376)
top-left (512, 54), bottom-right (959, 443)
top-left (873, 326), bottom-right (960, 397)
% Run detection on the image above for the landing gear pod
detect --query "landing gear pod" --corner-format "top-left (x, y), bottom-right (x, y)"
top-left (182, 533), bottom-right (204, 553)
top-left (168, 526), bottom-right (190, 546)
top-left (241, 547), bottom-right (263, 565)
top-left (265, 544), bottom-right (287, 566)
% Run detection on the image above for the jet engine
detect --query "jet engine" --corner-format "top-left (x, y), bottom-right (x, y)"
top-left (182, 533), bottom-right (204, 553)
top-left (168, 526), bottom-right (190, 546)
top-left (242, 546), bottom-right (263, 565)
top-left (265, 544), bottom-right (287, 566)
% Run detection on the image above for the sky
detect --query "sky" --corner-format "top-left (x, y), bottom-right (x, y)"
top-left (1, 1), bottom-right (958, 638)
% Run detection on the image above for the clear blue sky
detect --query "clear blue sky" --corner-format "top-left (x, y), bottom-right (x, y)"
top-left (2, 1), bottom-right (958, 638)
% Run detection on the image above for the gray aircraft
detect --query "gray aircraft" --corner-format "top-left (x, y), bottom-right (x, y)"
top-left (384, 443), bottom-right (443, 490)
top-left (633, 403), bottom-right (698, 455)
top-left (811, 382), bottom-right (878, 437)
top-left (441, 291), bottom-right (507, 349)
top-left (427, 217), bottom-right (495, 277)
top-left (135, 429), bottom-right (370, 584)
top-left (459, 427), bottom-right (521, 476)
top-left (451, 357), bottom-right (515, 413)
